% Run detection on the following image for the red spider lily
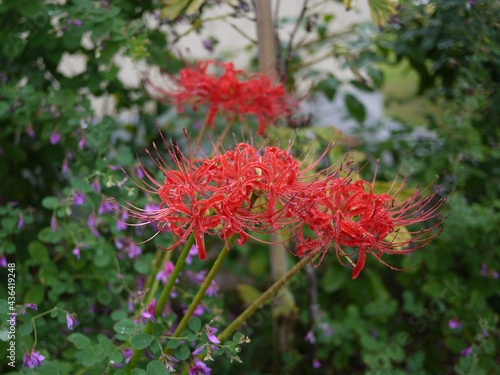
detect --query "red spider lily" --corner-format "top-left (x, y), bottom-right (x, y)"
top-left (123, 130), bottom-right (446, 278)
top-left (294, 178), bottom-right (447, 279)
top-left (123, 132), bottom-right (348, 260)
top-left (146, 60), bottom-right (297, 135)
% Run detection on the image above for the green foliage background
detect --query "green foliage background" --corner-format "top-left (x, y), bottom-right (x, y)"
top-left (0, 0), bottom-right (499, 374)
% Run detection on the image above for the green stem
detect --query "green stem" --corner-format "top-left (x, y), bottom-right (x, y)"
top-left (143, 248), bottom-right (170, 305)
top-left (217, 254), bottom-right (318, 343)
top-left (127, 233), bottom-right (195, 373)
top-left (165, 233), bottom-right (238, 354)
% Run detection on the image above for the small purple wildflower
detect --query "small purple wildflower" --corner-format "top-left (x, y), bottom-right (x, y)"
top-left (91, 178), bottom-right (101, 193)
top-left (78, 137), bottom-right (86, 150)
top-left (23, 349), bottom-right (45, 368)
top-left (202, 39), bottom-right (214, 53)
top-left (206, 326), bottom-right (220, 344)
top-left (186, 244), bottom-right (199, 265)
top-left (160, 354), bottom-right (179, 372)
top-left (481, 263), bottom-right (488, 277)
top-left (73, 247), bottom-right (80, 260)
top-left (305, 330), bottom-right (316, 344)
top-left (26, 124), bottom-right (36, 138)
top-left (189, 358), bottom-right (211, 375)
top-left (87, 213), bottom-right (100, 237)
top-left (0, 254), bottom-right (7, 267)
top-left (448, 318), bottom-right (462, 330)
top-left (17, 214), bottom-right (25, 229)
top-left (312, 358), bottom-right (321, 369)
top-left (62, 159), bottom-right (70, 174)
top-left (141, 299), bottom-right (157, 323)
top-left (74, 19), bottom-right (83, 27)
top-left (73, 191), bottom-right (86, 206)
top-left (50, 130), bottom-right (61, 145)
top-left (98, 199), bottom-right (117, 215)
top-left (156, 260), bottom-right (175, 284)
top-left (51, 215), bottom-right (58, 232)
top-left (66, 313), bottom-right (78, 330)
top-left (123, 348), bottom-right (133, 364)
top-left (25, 303), bottom-right (38, 312)
top-left (319, 322), bottom-right (334, 337)
top-left (116, 210), bottom-right (129, 231)
top-left (461, 346), bottom-right (472, 356)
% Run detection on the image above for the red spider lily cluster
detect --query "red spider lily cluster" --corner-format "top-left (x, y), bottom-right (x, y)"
top-left (146, 60), bottom-right (297, 135)
top-left (126, 135), bottom-right (446, 279)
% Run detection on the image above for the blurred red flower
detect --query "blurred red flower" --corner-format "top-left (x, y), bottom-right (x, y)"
top-left (147, 60), bottom-right (297, 135)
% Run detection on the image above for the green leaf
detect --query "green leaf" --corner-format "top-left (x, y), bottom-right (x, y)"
top-left (316, 76), bottom-right (340, 100)
top-left (38, 227), bottom-right (63, 244)
top-left (174, 344), bottom-right (191, 361)
top-left (68, 333), bottom-right (92, 350)
top-left (321, 266), bottom-right (347, 293)
top-left (18, 321), bottom-right (34, 335)
top-left (131, 369), bottom-right (147, 375)
top-left (146, 360), bottom-right (170, 375)
top-left (368, 0), bottom-right (396, 26)
top-left (167, 339), bottom-right (180, 349)
top-left (344, 93), bottom-right (366, 123)
top-left (131, 333), bottom-right (155, 350)
top-left (0, 101), bottom-right (10, 117)
top-left (188, 317), bottom-right (202, 332)
top-left (108, 351), bottom-right (124, 365)
top-left (24, 284), bottom-right (45, 305)
top-left (28, 241), bottom-right (49, 264)
top-left (113, 319), bottom-right (137, 335)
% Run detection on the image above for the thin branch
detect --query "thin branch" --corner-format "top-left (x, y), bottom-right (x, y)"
top-left (224, 19), bottom-right (258, 44)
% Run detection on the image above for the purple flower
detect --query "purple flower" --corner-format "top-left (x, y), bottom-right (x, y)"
top-left (73, 191), bottom-right (86, 206)
top-left (461, 346), bottom-right (472, 356)
top-left (189, 358), bottom-right (211, 375)
top-left (202, 39), bottom-right (214, 52)
top-left (206, 326), bottom-right (220, 344)
top-left (0, 254), bottom-right (7, 267)
top-left (74, 19), bottom-right (82, 27)
top-left (98, 199), bottom-right (117, 215)
top-left (493, 271), bottom-right (499, 279)
top-left (186, 244), bottom-right (199, 265)
top-left (305, 330), bottom-right (316, 344)
top-left (51, 215), bottom-right (58, 232)
top-left (17, 214), bottom-right (25, 229)
top-left (448, 319), bottom-right (462, 330)
top-left (161, 354), bottom-right (179, 372)
top-left (62, 159), bottom-right (70, 174)
top-left (115, 238), bottom-right (141, 259)
top-left (116, 210), bottom-right (129, 231)
top-left (87, 214), bottom-right (100, 237)
top-left (135, 167), bottom-right (145, 179)
top-left (73, 247), bottom-right (80, 260)
top-left (26, 124), bottom-right (36, 138)
top-left (50, 130), bottom-right (61, 145)
top-left (66, 313), bottom-right (78, 330)
top-left (481, 263), bottom-right (489, 277)
top-left (312, 358), bottom-right (321, 369)
top-left (23, 349), bottom-right (45, 368)
top-left (91, 178), bottom-right (101, 193)
top-left (123, 348), bottom-right (133, 364)
top-left (25, 304), bottom-right (38, 312)
top-left (78, 137), bottom-right (86, 150)
top-left (141, 299), bottom-right (157, 323)
top-left (156, 260), bottom-right (175, 284)
top-left (319, 322), bottom-right (334, 337)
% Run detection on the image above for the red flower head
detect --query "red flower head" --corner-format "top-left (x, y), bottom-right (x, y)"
top-left (146, 60), bottom-right (298, 135)
top-left (294, 177), bottom-right (447, 279)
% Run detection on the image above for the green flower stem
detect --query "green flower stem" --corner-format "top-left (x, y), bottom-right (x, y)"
top-left (127, 233), bottom-right (195, 373)
top-left (165, 233), bottom-right (238, 354)
top-left (217, 253), bottom-right (318, 343)
top-left (143, 248), bottom-right (170, 304)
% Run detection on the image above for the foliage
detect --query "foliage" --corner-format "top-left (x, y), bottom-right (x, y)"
top-left (0, 0), bottom-right (498, 374)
